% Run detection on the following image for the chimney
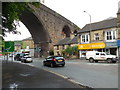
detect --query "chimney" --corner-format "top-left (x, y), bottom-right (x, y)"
top-left (119, 1), bottom-right (120, 9)
top-left (118, 1), bottom-right (120, 14)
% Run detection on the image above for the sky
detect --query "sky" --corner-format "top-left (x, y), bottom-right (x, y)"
top-left (4, 0), bottom-right (120, 41)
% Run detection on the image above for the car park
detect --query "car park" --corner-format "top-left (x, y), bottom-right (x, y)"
top-left (43, 56), bottom-right (65, 67)
top-left (86, 51), bottom-right (118, 63)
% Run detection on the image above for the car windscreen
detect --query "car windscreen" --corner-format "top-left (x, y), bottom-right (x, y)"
top-left (20, 53), bottom-right (25, 56)
top-left (106, 53), bottom-right (111, 55)
top-left (55, 57), bottom-right (64, 59)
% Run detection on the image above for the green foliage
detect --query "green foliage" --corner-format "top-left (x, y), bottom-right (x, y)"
top-left (63, 45), bottom-right (79, 58)
top-left (72, 46), bottom-right (79, 53)
top-left (2, 2), bottom-right (40, 35)
top-left (64, 46), bottom-right (72, 55)
top-left (49, 49), bottom-right (54, 55)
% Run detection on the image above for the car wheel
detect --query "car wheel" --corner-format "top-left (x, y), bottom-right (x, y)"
top-left (112, 61), bottom-right (116, 63)
top-left (95, 60), bottom-right (98, 63)
top-left (50, 63), bottom-right (54, 68)
top-left (89, 58), bottom-right (94, 63)
top-left (61, 64), bottom-right (65, 67)
top-left (107, 59), bottom-right (111, 63)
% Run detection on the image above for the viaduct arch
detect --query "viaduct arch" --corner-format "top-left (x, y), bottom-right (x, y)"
top-left (20, 4), bottom-right (79, 57)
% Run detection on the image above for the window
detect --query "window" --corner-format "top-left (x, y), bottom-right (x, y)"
top-left (94, 33), bottom-right (99, 41)
top-left (100, 53), bottom-right (105, 56)
top-left (81, 34), bottom-right (89, 43)
top-left (105, 30), bottom-right (116, 41)
top-left (96, 53), bottom-right (99, 55)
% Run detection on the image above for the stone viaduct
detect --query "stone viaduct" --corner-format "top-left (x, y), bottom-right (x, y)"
top-left (20, 4), bottom-right (79, 57)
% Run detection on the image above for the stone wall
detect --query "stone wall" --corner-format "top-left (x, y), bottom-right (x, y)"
top-left (91, 30), bottom-right (104, 42)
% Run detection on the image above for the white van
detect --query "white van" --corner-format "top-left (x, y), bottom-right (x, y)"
top-left (86, 51), bottom-right (118, 63)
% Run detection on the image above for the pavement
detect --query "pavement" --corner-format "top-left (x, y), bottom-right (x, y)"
top-left (2, 60), bottom-right (92, 89)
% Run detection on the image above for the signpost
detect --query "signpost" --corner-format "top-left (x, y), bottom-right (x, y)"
top-left (4, 41), bottom-right (14, 52)
top-left (4, 41), bottom-right (14, 61)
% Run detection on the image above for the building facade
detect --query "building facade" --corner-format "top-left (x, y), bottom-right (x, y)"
top-left (22, 37), bottom-right (34, 57)
top-left (14, 41), bottom-right (22, 52)
top-left (78, 18), bottom-right (119, 59)
top-left (117, 4), bottom-right (120, 58)
top-left (54, 33), bottom-right (78, 57)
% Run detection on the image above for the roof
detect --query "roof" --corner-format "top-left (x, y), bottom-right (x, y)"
top-left (23, 37), bottom-right (33, 41)
top-left (54, 37), bottom-right (71, 45)
top-left (78, 18), bottom-right (117, 33)
top-left (54, 36), bottom-right (78, 46)
top-left (69, 36), bottom-right (78, 44)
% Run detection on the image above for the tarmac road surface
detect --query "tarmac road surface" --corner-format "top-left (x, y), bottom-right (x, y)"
top-left (2, 60), bottom-right (91, 89)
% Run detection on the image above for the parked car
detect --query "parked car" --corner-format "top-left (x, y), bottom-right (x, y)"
top-left (43, 56), bottom-right (65, 67)
top-left (86, 51), bottom-right (118, 63)
top-left (9, 53), bottom-right (14, 57)
top-left (21, 55), bottom-right (33, 63)
top-left (14, 53), bottom-right (23, 61)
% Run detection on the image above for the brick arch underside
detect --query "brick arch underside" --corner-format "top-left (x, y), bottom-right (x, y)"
top-left (20, 11), bottom-right (51, 56)
top-left (20, 11), bottom-right (51, 44)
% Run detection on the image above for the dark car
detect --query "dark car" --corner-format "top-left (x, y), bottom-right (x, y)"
top-left (43, 56), bottom-right (65, 67)
top-left (14, 53), bottom-right (25, 61)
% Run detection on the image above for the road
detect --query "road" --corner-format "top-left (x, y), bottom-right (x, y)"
top-left (2, 60), bottom-right (85, 88)
top-left (1, 56), bottom-right (118, 88)
top-left (23, 58), bottom-right (118, 88)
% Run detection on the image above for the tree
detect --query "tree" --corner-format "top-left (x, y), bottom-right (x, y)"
top-left (64, 46), bottom-right (72, 56)
top-left (2, 2), bottom-right (40, 35)
top-left (62, 45), bottom-right (79, 58)
top-left (71, 46), bottom-right (79, 58)
top-left (49, 49), bottom-right (54, 55)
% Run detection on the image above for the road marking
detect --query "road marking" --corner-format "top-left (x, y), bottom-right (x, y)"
top-left (20, 73), bottom-right (31, 77)
top-left (87, 63), bottom-right (118, 66)
top-left (9, 83), bottom-right (18, 89)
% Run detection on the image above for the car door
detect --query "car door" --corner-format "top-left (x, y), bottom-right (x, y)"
top-left (16, 54), bottom-right (20, 61)
top-left (46, 56), bottom-right (53, 65)
top-left (95, 52), bottom-right (100, 60)
top-left (100, 53), bottom-right (106, 60)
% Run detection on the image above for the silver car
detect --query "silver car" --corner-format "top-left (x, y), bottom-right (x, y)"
top-left (21, 55), bottom-right (33, 63)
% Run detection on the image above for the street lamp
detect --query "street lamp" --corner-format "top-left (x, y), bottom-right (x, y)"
top-left (83, 11), bottom-right (92, 43)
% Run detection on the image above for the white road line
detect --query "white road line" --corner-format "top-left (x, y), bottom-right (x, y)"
top-left (87, 63), bottom-right (118, 66)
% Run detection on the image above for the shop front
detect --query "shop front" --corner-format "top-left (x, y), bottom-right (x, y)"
top-left (78, 42), bottom-right (105, 59)
top-left (105, 41), bottom-right (118, 56)
top-left (117, 40), bottom-right (120, 58)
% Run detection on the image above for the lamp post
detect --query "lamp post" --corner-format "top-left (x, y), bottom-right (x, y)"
top-left (83, 11), bottom-right (92, 43)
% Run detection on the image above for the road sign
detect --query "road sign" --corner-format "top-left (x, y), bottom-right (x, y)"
top-left (5, 41), bottom-right (14, 52)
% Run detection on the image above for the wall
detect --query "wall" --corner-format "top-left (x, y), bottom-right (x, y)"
top-left (22, 40), bottom-right (34, 49)
top-left (91, 30), bottom-right (104, 42)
